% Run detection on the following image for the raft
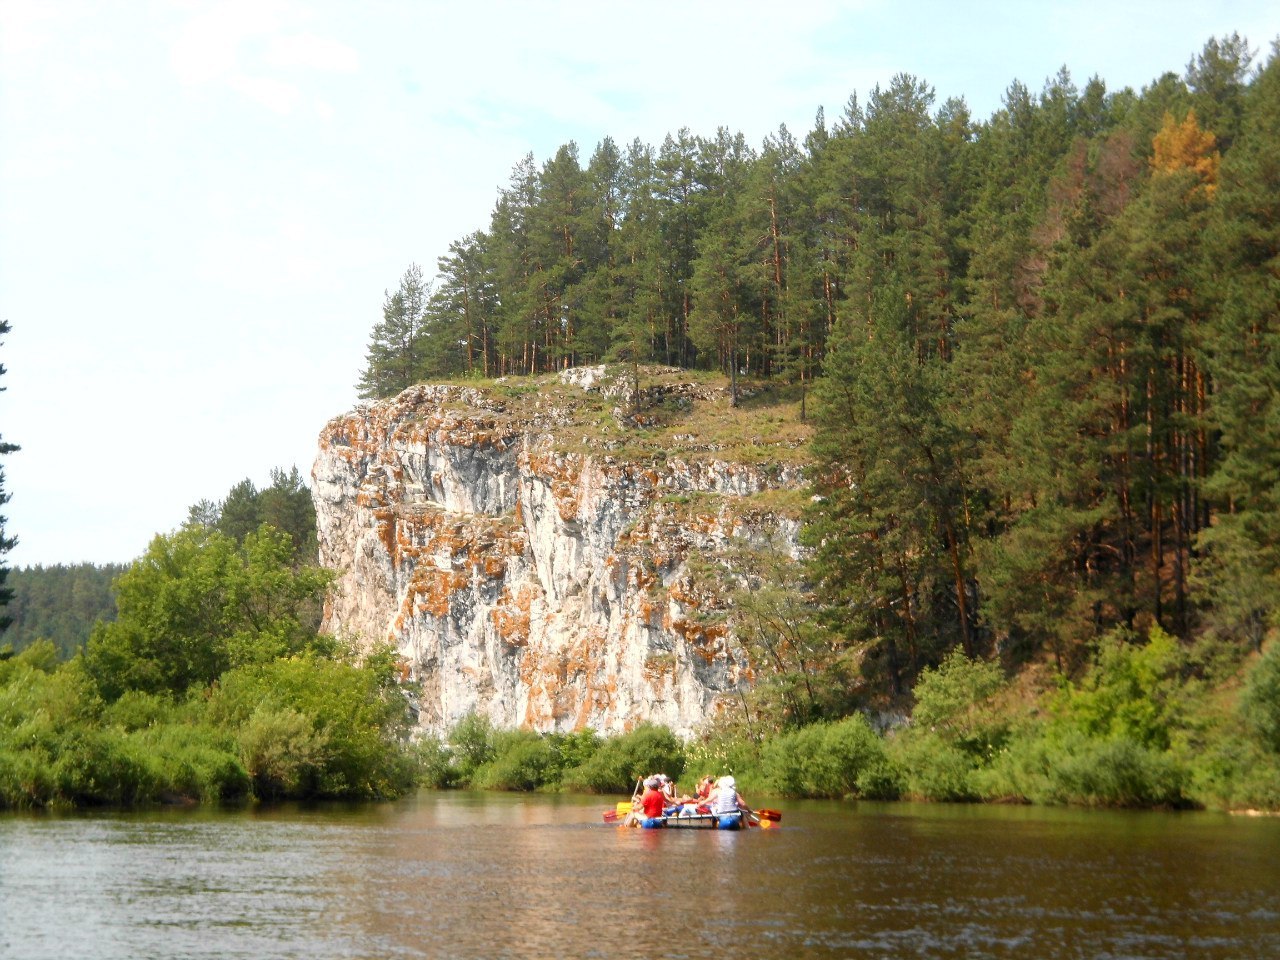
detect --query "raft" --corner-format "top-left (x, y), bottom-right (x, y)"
top-left (603, 801), bottom-right (781, 829)
top-left (640, 811), bottom-right (744, 830)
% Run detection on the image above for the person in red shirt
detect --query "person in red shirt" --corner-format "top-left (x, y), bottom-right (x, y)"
top-left (639, 777), bottom-right (666, 819)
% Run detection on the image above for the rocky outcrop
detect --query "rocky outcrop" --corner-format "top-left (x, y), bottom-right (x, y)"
top-left (312, 366), bottom-right (808, 737)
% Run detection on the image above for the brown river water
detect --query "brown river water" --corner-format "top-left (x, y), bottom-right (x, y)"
top-left (1, 791), bottom-right (1277, 959)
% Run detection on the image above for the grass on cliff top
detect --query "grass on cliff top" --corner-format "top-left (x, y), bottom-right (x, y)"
top-left (424, 366), bottom-right (814, 467)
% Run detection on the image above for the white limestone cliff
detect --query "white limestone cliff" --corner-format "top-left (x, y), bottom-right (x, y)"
top-left (312, 366), bottom-right (808, 737)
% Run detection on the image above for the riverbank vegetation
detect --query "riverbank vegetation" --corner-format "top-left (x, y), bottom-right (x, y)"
top-left (401, 629), bottom-right (1279, 811)
top-left (0, 525), bottom-right (416, 808)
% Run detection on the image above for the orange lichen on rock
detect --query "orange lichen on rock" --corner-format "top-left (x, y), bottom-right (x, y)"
top-left (404, 567), bottom-right (471, 618)
top-left (637, 595), bottom-right (663, 629)
top-left (666, 579), bottom-right (703, 611)
top-left (524, 450), bottom-right (584, 522)
top-left (373, 507), bottom-right (398, 565)
top-left (492, 582), bottom-right (540, 647)
top-left (669, 616), bottom-right (728, 647)
top-left (521, 626), bottom-right (616, 729)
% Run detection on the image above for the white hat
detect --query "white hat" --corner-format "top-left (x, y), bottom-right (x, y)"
top-left (719, 776), bottom-right (735, 789)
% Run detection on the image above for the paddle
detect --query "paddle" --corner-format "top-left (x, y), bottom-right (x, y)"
top-left (603, 776), bottom-right (645, 823)
top-left (755, 807), bottom-right (782, 822)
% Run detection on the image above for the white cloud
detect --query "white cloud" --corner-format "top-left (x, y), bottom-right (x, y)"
top-left (166, 0), bottom-right (354, 115)
top-left (264, 31), bottom-right (358, 72)
top-left (227, 71), bottom-right (301, 114)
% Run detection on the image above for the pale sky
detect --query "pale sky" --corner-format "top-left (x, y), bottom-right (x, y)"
top-left (2, 0), bottom-right (1276, 567)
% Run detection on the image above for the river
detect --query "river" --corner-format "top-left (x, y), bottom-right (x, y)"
top-left (1, 792), bottom-right (1276, 959)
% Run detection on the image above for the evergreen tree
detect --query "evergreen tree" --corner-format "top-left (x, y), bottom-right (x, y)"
top-left (578, 137), bottom-right (627, 368)
top-left (356, 264), bottom-right (431, 399)
top-left (655, 129), bottom-right (710, 366)
top-left (1185, 33), bottom-right (1256, 153)
top-left (490, 155), bottom-right (541, 374)
top-left (217, 478), bottom-right (262, 544)
top-left (431, 232), bottom-right (497, 378)
top-left (256, 466), bottom-right (318, 564)
top-left (807, 283), bottom-right (974, 696)
top-left (189, 468), bottom-right (318, 566)
top-left (1196, 42), bottom-right (1280, 650)
top-left (0, 320), bottom-right (18, 631)
top-left (608, 139), bottom-right (665, 405)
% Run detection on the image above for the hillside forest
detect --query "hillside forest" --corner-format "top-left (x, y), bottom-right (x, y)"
top-left (355, 36), bottom-right (1280, 690)
top-left (3, 36), bottom-right (1279, 811)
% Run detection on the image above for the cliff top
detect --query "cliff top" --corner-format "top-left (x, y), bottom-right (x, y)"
top-left (379, 364), bottom-right (814, 467)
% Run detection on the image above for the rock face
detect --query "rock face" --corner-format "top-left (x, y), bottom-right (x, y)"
top-left (312, 366), bottom-right (808, 737)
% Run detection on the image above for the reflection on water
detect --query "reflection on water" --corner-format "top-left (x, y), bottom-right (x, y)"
top-left (1, 793), bottom-right (1277, 959)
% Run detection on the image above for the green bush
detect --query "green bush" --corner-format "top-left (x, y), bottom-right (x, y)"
top-left (0, 657), bottom-right (99, 734)
top-left (1185, 730), bottom-right (1280, 810)
top-left (236, 704), bottom-right (324, 799)
top-left (210, 656), bottom-right (416, 800)
top-left (0, 639), bottom-right (60, 684)
top-left (1050, 733), bottom-right (1188, 807)
top-left (987, 728), bottom-right (1188, 807)
top-left (684, 722), bottom-right (766, 792)
top-left (911, 649), bottom-right (1009, 759)
top-left (1060, 627), bottom-right (1189, 751)
top-left (447, 712), bottom-right (496, 784)
top-left (762, 715), bottom-right (888, 798)
top-left (134, 724), bottom-right (251, 803)
top-left (561, 723), bottom-right (685, 793)
top-left (0, 746), bottom-right (54, 808)
top-left (48, 727), bottom-right (156, 806)
top-left (411, 734), bottom-right (455, 789)
top-left (1240, 642), bottom-right (1280, 752)
top-left (547, 729), bottom-right (601, 772)
top-left (855, 757), bottom-right (904, 800)
top-left (102, 690), bottom-right (177, 732)
top-left (472, 731), bottom-right (557, 791)
top-left (890, 731), bottom-right (980, 802)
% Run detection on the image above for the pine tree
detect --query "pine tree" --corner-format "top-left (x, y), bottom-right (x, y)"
top-left (1185, 33), bottom-right (1256, 153)
top-left (807, 283), bottom-right (975, 696)
top-left (655, 129), bottom-right (710, 366)
top-left (489, 155), bottom-right (541, 374)
top-left (0, 321), bottom-right (17, 631)
top-left (356, 264), bottom-right (431, 399)
top-left (1197, 42), bottom-right (1280, 650)
top-left (430, 232), bottom-right (495, 378)
top-left (575, 137), bottom-right (626, 364)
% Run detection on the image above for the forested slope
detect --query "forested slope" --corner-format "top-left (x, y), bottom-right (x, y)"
top-left (358, 35), bottom-right (1279, 694)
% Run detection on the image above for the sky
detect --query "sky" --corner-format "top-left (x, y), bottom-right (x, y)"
top-left (1, 0), bottom-right (1277, 568)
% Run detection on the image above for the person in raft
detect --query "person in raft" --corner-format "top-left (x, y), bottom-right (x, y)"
top-left (677, 774), bottom-right (716, 817)
top-left (707, 775), bottom-right (750, 823)
top-left (639, 776), bottom-right (667, 822)
top-left (660, 778), bottom-right (691, 814)
top-left (695, 774), bottom-right (715, 803)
